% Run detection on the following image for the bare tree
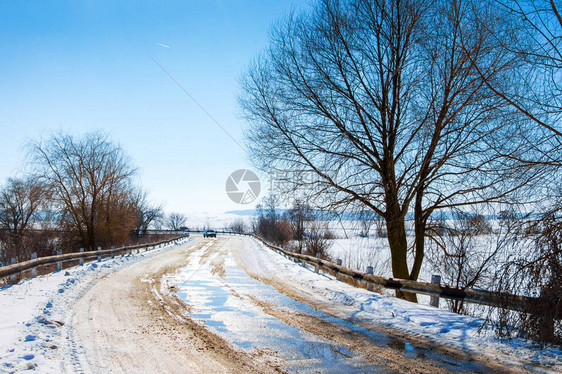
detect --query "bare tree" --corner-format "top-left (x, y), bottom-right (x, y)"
top-left (30, 131), bottom-right (137, 250)
top-left (254, 195), bottom-right (293, 244)
top-left (131, 188), bottom-right (163, 237)
top-left (166, 212), bottom-right (187, 231)
top-left (240, 0), bottom-right (542, 299)
top-left (0, 177), bottom-right (50, 261)
top-left (426, 210), bottom-right (513, 314)
top-left (304, 221), bottom-right (333, 259)
top-left (373, 214), bottom-right (387, 238)
top-left (228, 218), bottom-right (246, 234)
top-left (465, 2), bottom-right (562, 342)
top-left (357, 209), bottom-right (377, 238)
top-left (490, 207), bottom-right (562, 345)
top-left (286, 199), bottom-right (314, 252)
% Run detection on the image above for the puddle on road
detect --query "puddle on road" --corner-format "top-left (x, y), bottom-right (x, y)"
top-left (167, 247), bottom-right (490, 373)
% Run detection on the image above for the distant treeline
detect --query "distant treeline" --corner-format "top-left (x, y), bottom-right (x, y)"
top-left (226, 209), bottom-right (555, 222)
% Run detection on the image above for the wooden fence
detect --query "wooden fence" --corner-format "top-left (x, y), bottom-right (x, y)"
top-left (0, 235), bottom-right (188, 280)
top-left (1, 230), bottom-right (551, 319)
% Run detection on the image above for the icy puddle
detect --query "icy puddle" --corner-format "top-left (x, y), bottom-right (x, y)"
top-left (167, 241), bottom-right (490, 373)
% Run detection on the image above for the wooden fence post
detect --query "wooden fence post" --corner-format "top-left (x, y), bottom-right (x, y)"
top-left (97, 247), bottom-right (102, 261)
top-left (30, 253), bottom-right (37, 278)
top-left (336, 259), bottom-right (342, 281)
top-left (315, 253), bottom-right (321, 273)
top-left (10, 258), bottom-right (17, 283)
top-left (121, 245), bottom-right (125, 257)
top-left (56, 250), bottom-right (62, 271)
top-left (79, 248), bottom-right (84, 265)
top-left (430, 275), bottom-right (441, 308)
top-left (366, 266), bottom-right (374, 291)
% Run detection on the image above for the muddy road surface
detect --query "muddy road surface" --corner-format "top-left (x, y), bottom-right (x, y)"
top-left (60, 237), bottom-right (499, 373)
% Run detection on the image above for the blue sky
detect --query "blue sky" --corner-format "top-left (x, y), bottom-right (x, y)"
top-left (0, 0), bottom-right (308, 215)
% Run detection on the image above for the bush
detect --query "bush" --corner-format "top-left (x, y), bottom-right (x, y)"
top-left (304, 222), bottom-right (333, 260)
top-left (494, 212), bottom-right (562, 345)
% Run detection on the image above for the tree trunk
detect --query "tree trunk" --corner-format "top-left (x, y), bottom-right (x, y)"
top-left (87, 219), bottom-right (96, 251)
top-left (386, 215), bottom-right (409, 279)
top-left (410, 191), bottom-right (425, 282)
top-left (385, 213), bottom-right (418, 302)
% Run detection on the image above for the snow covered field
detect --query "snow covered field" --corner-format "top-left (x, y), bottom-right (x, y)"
top-left (0, 238), bottom-right (190, 373)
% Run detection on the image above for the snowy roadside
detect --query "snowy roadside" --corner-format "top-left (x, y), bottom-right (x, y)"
top-left (0, 237), bottom-right (190, 373)
top-left (237, 237), bottom-right (562, 373)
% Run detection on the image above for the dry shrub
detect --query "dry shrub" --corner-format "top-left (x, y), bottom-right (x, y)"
top-left (304, 222), bottom-right (333, 260)
top-left (494, 212), bottom-right (562, 345)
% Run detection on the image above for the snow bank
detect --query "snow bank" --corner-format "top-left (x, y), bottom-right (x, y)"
top-left (237, 237), bottom-right (561, 372)
top-left (0, 238), bottom-right (190, 373)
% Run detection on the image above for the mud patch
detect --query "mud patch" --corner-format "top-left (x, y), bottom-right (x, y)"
top-left (210, 256), bottom-right (226, 278)
top-left (245, 295), bottom-right (489, 373)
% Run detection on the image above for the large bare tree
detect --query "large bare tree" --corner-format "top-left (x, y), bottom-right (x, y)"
top-left (240, 0), bottom-right (542, 297)
top-left (30, 132), bottom-right (137, 250)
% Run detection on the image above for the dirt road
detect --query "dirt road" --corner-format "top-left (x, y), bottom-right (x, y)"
top-left (54, 236), bottom-right (504, 373)
top-left (60, 238), bottom-right (281, 373)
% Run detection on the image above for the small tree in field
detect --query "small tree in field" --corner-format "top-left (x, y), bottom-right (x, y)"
top-left (166, 212), bottom-right (187, 231)
top-left (254, 195), bottom-right (292, 244)
top-left (229, 218), bottom-right (246, 234)
top-left (303, 221), bottom-right (333, 259)
top-left (357, 209), bottom-right (377, 238)
top-left (286, 199), bottom-right (314, 252)
top-left (426, 210), bottom-right (514, 314)
top-left (492, 206), bottom-right (562, 345)
top-left (131, 188), bottom-right (163, 238)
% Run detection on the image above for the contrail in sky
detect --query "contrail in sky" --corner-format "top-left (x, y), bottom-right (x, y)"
top-left (156, 43), bottom-right (170, 48)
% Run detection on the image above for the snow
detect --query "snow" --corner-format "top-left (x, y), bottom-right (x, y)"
top-left (237, 237), bottom-right (562, 372)
top-left (0, 233), bottom-right (559, 372)
top-left (0, 238), bottom-right (190, 373)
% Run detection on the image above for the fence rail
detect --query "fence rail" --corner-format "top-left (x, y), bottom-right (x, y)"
top-left (0, 235), bottom-right (188, 279)
top-left (233, 233), bottom-right (552, 318)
